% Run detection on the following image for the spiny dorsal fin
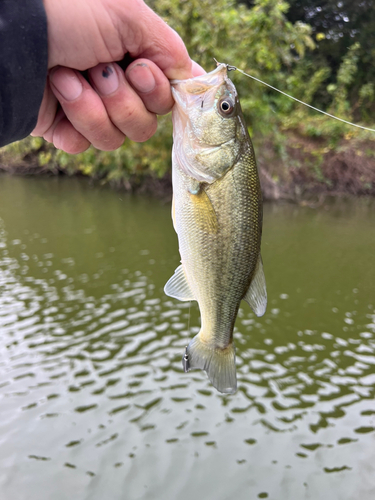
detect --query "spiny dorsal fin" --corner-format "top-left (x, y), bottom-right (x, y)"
top-left (164, 265), bottom-right (195, 301)
top-left (190, 189), bottom-right (218, 234)
top-left (243, 255), bottom-right (267, 317)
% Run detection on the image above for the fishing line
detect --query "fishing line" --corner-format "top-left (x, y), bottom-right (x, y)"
top-left (182, 302), bottom-right (192, 372)
top-left (187, 302), bottom-right (191, 336)
top-left (218, 60), bottom-right (375, 133)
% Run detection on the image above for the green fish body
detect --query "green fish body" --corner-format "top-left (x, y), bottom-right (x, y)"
top-left (165, 64), bottom-right (267, 394)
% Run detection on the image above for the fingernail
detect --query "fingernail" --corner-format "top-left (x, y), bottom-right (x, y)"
top-left (50, 68), bottom-right (82, 101)
top-left (127, 63), bottom-right (156, 93)
top-left (90, 63), bottom-right (119, 95)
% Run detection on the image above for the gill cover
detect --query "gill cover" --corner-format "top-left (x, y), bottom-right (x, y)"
top-left (171, 64), bottom-right (244, 184)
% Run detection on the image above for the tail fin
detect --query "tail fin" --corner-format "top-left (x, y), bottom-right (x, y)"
top-left (183, 335), bottom-right (237, 394)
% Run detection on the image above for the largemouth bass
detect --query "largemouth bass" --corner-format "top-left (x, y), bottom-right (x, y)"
top-left (165, 63), bottom-right (267, 394)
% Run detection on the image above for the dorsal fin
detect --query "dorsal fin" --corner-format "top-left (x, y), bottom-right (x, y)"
top-left (243, 255), bottom-right (267, 317)
top-left (164, 265), bottom-right (195, 301)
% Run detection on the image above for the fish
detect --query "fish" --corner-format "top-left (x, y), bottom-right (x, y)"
top-left (164, 63), bottom-right (267, 394)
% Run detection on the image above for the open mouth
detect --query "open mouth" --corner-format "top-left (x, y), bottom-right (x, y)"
top-left (170, 63), bottom-right (227, 86)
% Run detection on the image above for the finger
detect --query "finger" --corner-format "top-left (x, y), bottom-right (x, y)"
top-left (42, 108), bottom-right (65, 143)
top-left (49, 66), bottom-right (125, 151)
top-left (124, 59), bottom-right (173, 115)
top-left (124, 59), bottom-right (206, 116)
top-left (192, 61), bottom-right (206, 77)
top-left (120, 1), bottom-right (194, 80)
top-left (31, 83), bottom-right (59, 137)
top-left (88, 63), bottom-right (157, 142)
top-left (52, 117), bottom-right (91, 154)
top-left (42, 108), bottom-right (90, 153)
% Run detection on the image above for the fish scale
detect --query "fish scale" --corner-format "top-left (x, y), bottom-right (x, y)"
top-left (165, 64), bottom-right (267, 394)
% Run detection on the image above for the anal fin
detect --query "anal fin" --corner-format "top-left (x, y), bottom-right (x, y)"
top-left (164, 265), bottom-right (195, 301)
top-left (243, 255), bottom-right (267, 317)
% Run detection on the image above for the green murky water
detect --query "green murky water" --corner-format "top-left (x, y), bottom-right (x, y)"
top-left (1, 175), bottom-right (375, 500)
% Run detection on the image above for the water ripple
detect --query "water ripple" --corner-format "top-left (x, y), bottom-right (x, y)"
top-left (1, 179), bottom-right (375, 500)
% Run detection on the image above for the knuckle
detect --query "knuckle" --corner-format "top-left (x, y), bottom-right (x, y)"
top-left (85, 112), bottom-right (109, 136)
top-left (57, 135), bottom-right (90, 154)
top-left (79, 113), bottom-right (123, 150)
top-left (53, 119), bottom-right (90, 154)
top-left (127, 117), bottom-right (157, 143)
top-left (64, 135), bottom-right (90, 154)
top-left (98, 136), bottom-right (125, 151)
top-left (121, 100), bottom-right (139, 121)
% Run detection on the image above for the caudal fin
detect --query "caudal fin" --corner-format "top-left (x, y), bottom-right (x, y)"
top-left (183, 335), bottom-right (237, 394)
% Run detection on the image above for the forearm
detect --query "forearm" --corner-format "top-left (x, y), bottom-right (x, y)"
top-left (0, 0), bottom-right (48, 147)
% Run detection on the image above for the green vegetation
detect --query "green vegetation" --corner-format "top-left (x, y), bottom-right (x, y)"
top-left (2, 0), bottom-right (375, 197)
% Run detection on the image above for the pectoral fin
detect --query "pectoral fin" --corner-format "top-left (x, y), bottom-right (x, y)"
top-left (243, 255), bottom-right (267, 317)
top-left (190, 188), bottom-right (218, 234)
top-left (164, 265), bottom-right (195, 301)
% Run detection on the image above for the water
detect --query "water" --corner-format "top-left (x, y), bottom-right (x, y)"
top-left (0, 175), bottom-right (375, 500)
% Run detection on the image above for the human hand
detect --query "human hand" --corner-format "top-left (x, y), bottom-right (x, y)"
top-left (32, 0), bottom-right (204, 153)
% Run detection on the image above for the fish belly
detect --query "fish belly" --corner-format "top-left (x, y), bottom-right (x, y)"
top-left (174, 146), bottom-right (262, 347)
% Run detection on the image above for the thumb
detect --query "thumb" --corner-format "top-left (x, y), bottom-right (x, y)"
top-left (120, 1), bottom-right (195, 80)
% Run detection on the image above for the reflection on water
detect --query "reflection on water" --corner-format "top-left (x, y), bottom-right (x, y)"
top-left (0, 175), bottom-right (375, 500)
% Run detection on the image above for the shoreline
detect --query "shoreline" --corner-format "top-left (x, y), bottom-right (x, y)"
top-left (1, 131), bottom-right (374, 203)
top-left (1, 162), bottom-right (374, 206)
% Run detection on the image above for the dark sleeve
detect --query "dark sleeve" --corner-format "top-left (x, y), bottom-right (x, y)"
top-left (0, 0), bottom-right (48, 147)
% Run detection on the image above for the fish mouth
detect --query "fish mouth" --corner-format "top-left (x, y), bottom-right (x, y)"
top-left (171, 63), bottom-right (236, 116)
top-left (170, 63), bottom-right (228, 92)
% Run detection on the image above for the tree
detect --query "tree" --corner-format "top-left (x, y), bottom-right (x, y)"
top-left (286, 0), bottom-right (375, 106)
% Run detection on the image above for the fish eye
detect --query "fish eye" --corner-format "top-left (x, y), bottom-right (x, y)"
top-left (218, 98), bottom-right (235, 116)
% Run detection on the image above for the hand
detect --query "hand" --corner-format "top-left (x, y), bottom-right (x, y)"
top-left (32, 0), bottom-right (204, 153)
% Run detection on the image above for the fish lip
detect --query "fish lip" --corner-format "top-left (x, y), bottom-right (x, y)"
top-left (170, 63), bottom-right (227, 86)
